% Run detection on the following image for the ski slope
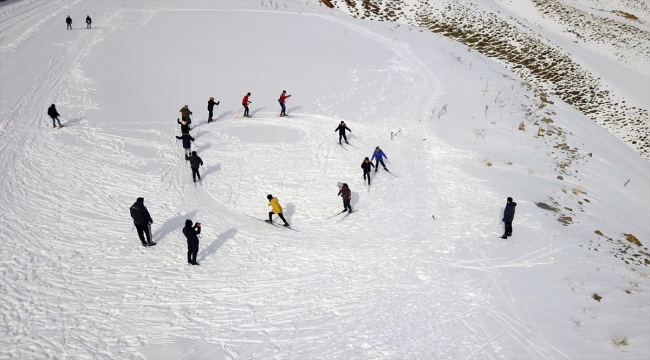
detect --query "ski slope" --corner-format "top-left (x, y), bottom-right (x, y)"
top-left (0, 0), bottom-right (648, 358)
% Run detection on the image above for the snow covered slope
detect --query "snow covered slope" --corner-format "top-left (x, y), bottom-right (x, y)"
top-left (0, 0), bottom-right (648, 358)
top-left (330, 0), bottom-right (650, 159)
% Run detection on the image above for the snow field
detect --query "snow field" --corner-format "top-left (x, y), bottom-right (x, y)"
top-left (0, 1), bottom-right (648, 359)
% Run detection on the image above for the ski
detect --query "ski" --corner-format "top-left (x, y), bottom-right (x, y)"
top-left (337, 209), bottom-right (358, 222)
top-left (346, 143), bottom-right (359, 149)
top-left (338, 143), bottom-right (348, 151)
top-left (246, 215), bottom-right (299, 231)
top-left (326, 210), bottom-right (348, 219)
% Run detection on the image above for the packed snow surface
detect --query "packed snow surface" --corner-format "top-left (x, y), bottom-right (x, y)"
top-left (0, 0), bottom-right (648, 359)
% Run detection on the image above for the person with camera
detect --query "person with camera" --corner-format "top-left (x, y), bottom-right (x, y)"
top-left (183, 219), bottom-right (201, 265)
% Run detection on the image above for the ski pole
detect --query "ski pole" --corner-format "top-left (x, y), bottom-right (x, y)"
top-left (233, 107), bottom-right (244, 119)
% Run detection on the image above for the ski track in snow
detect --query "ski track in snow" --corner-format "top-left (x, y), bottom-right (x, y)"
top-left (0, 2), bottom-right (637, 359)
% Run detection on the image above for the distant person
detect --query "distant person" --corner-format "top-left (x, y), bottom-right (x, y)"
top-left (338, 183), bottom-right (353, 212)
top-left (47, 104), bottom-right (62, 128)
top-left (242, 92), bottom-right (251, 117)
top-left (371, 146), bottom-right (389, 172)
top-left (175, 132), bottom-right (195, 156)
top-left (180, 105), bottom-right (192, 123)
top-left (86, 15), bottom-right (92, 29)
top-left (129, 197), bottom-right (156, 247)
top-left (334, 121), bottom-right (351, 145)
top-left (184, 151), bottom-right (203, 183)
top-left (266, 194), bottom-right (290, 227)
top-left (501, 197), bottom-right (517, 239)
top-left (66, 15), bottom-right (72, 30)
top-left (360, 157), bottom-right (374, 185)
top-left (177, 118), bottom-right (190, 134)
top-left (279, 90), bottom-right (291, 116)
top-left (183, 219), bottom-right (201, 265)
top-left (207, 97), bottom-right (220, 122)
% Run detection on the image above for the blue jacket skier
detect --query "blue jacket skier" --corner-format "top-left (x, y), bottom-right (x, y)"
top-left (176, 133), bottom-right (195, 156)
top-left (371, 146), bottom-right (388, 172)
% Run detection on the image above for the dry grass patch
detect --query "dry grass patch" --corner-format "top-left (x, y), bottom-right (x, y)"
top-left (612, 336), bottom-right (628, 347)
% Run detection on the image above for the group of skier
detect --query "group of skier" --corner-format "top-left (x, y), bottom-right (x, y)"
top-left (66, 15), bottom-right (92, 30)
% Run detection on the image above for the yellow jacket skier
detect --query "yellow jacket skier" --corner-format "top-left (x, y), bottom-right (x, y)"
top-left (266, 194), bottom-right (289, 227)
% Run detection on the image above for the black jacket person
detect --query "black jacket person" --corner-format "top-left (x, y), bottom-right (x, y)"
top-left (207, 97), bottom-right (220, 122)
top-left (184, 151), bottom-right (203, 182)
top-left (360, 157), bottom-right (375, 185)
top-left (501, 197), bottom-right (517, 239)
top-left (183, 219), bottom-right (201, 265)
top-left (130, 197), bottom-right (155, 247)
top-left (335, 122), bottom-right (351, 144)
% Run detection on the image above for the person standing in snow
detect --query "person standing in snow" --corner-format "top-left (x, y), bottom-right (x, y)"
top-left (185, 151), bottom-right (203, 183)
top-left (242, 92), bottom-right (252, 117)
top-left (86, 15), bottom-right (92, 29)
top-left (360, 157), bottom-right (374, 185)
top-left (47, 104), bottom-right (62, 128)
top-left (207, 97), bottom-right (220, 122)
top-left (279, 90), bottom-right (291, 117)
top-left (338, 183), bottom-right (353, 212)
top-left (176, 132), bottom-right (195, 156)
top-left (335, 121), bottom-right (351, 145)
top-left (501, 197), bottom-right (517, 239)
top-left (266, 194), bottom-right (290, 227)
top-left (183, 219), bottom-right (201, 265)
top-left (66, 15), bottom-right (72, 30)
top-left (180, 105), bottom-right (192, 124)
top-left (130, 197), bottom-right (156, 247)
top-left (177, 118), bottom-right (191, 134)
top-left (371, 146), bottom-right (389, 172)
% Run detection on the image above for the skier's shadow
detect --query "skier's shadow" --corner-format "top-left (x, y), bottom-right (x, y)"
top-left (192, 130), bottom-right (209, 140)
top-left (195, 143), bottom-right (212, 153)
top-left (152, 210), bottom-right (198, 243)
top-left (284, 203), bottom-right (296, 222)
top-left (64, 116), bottom-right (85, 127)
top-left (216, 111), bottom-right (232, 121)
top-left (250, 107), bottom-right (266, 116)
top-left (202, 163), bottom-right (221, 177)
top-left (198, 228), bottom-right (237, 262)
top-left (350, 192), bottom-right (360, 208)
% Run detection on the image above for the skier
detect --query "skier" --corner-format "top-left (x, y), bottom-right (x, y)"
top-left (182, 219), bottom-right (201, 265)
top-left (180, 105), bottom-right (192, 124)
top-left (266, 194), bottom-right (290, 227)
top-left (279, 90), bottom-right (291, 116)
top-left (47, 104), bottom-right (62, 128)
top-left (175, 132), bottom-right (195, 156)
top-left (207, 97), bottom-right (220, 122)
top-left (501, 197), bottom-right (517, 239)
top-left (338, 183), bottom-right (353, 212)
top-left (129, 197), bottom-right (156, 247)
top-left (86, 15), bottom-right (92, 29)
top-left (185, 151), bottom-right (203, 183)
top-left (242, 92), bottom-right (251, 117)
top-left (360, 157), bottom-right (374, 185)
top-left (177, 118), bottom-right (191, 134)
top-left (66, 15), bottom-right (72, 30)
top-left (371, 146), bottom-right (389, 172)
top-left (334, 121), bottom-right (351, 145)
